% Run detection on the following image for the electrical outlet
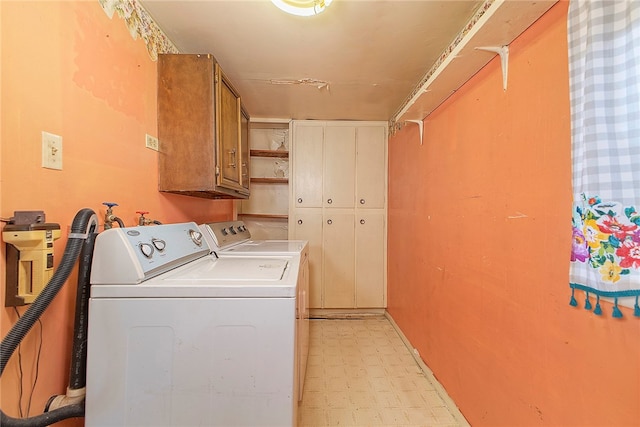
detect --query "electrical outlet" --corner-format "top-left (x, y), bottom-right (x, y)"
top-left (145, 134), bottom-right (159, 151)
top-left (42, 131), bottom-right (63, 170)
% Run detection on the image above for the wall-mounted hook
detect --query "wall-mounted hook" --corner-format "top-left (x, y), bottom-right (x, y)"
top-left (475, 45), bottom-right (509, 91)
top-left (404, 120), bottom-right (424, 146)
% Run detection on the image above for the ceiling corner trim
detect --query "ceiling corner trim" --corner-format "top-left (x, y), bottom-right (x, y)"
top-left (98, 0), bottom-right (180, 60)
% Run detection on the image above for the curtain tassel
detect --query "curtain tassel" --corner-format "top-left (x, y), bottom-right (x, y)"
top-left (612, 297), bottom-right (623, 318)
top-left (584, 292), bottom-right (592, 310)
top-left (569, 288), bottom-right (578, 307)
top-left (593, 295), bottom-right (602, 316)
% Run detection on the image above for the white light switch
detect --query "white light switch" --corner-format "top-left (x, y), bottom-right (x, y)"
top-left (42, 131), bottom-right (63, 170)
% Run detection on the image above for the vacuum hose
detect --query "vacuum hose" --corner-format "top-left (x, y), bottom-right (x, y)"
top-left (1, 208), bottom-right (98, 426)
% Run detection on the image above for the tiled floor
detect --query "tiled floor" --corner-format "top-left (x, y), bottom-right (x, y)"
top-left (298, 317), bottom-right (469, 427)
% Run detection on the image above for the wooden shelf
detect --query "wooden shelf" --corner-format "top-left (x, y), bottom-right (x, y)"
top-left (238, 213), bottom-right (288, 219)
top-left (250, 177), bottom-right (288, 184)
top-left (250, 149), bottom-right (289, 158)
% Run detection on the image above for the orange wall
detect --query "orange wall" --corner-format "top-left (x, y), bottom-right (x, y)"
top-left (388, 2), bottom-right (640, 426)
top-left (0, 1), bottom-right (233, 421)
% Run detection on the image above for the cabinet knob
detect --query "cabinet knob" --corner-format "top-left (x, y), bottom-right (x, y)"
top-left (327, 219), bottom-right (332, 225)
top-left (298, 219), bottom-right (303, 225)
top-left (327, 198), bottom-right (333, 204)
top-left (297, 198), bottom-right (303, 204)
top-left (360, 219), bottom-right (365, 224)
top-left (360, 199), bottom-right (365, 205)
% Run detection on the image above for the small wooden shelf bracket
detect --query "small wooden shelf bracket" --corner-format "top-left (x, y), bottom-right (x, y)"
top-left (404, 120), bottom-right (424, 146)
top-left (474, 45), bottom-right (509, 91)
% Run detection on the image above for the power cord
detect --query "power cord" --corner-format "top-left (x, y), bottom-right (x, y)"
top-left (12, 308), bottom-right (43, 417)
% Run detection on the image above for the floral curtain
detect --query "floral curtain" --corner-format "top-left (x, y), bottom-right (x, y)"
top-left (568, 0), bottom-right (640, 317)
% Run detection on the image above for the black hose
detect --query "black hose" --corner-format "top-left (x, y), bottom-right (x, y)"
top-left (113, 216), bottom-right (125, 228)
top-left (0, 208), bottom-right (97, 426)
top-left (67, 231), bottom-right (97, 390)
top-left (0, 403), bottom-right (84, 427)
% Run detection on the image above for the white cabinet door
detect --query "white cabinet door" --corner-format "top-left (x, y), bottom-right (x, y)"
top-left (356, 126), bottom-right (386, 209)
top-left (323, 212), bottom-right (355, 308)
top-left (291, 210), bottom-right (323, 308)
top-left (292, 125), bottom-right (323, 208)
top-left (323, 126), bottom-right (356, 208)
top-left (355, 211), bottom-right (385, 308)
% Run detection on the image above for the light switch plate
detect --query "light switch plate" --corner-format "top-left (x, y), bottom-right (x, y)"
top-left (145, 134), bottom-right (159, 151)
top-left (42, 131), bottom-right (63, 170)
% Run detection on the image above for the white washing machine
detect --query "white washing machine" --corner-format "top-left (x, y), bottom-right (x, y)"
top-left (85, 222), bottom-right (301, 427)
top-left (199, 220), bottom-right (310, 400)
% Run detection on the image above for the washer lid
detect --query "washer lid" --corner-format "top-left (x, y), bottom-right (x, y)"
top-left (223, 240), bottom-right (308, 256)
top-left (90, 256), bottom-right (298, 299)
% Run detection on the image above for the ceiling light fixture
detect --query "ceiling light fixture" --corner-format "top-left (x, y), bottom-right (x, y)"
top-left (271, 0), bottom-right (333, 17)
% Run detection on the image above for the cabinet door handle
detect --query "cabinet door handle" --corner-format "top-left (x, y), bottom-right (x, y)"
top-left (298, 219), bottom-right (303, 225)
top-left (360, 199), bottom-right (365, 205)
top-left (327, 219), bottom-right (332, 225)
top-left (327, 198), bottom-right (332, 204)
top-left (227, 149), bottom-right (237, 168)
top-left (360, 219), bottom-right (365, 224)
top-left (297, 198), bottom-right (303, 204)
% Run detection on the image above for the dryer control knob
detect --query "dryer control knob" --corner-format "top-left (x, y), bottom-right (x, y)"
top-left (139, 243), bottom-right (154, 258)
top-left (189, 229), bottom-right (203, 246)
top-left (152, 238), bottom-right (166, 251)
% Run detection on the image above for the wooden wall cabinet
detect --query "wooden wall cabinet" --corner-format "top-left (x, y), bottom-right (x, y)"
top-left (158, 54), bottom-right (249, 199)
top-left (290, 121), bottom-right (387, 310)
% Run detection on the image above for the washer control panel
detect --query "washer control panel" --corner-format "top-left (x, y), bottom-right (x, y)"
top-left (91, 222), bottom-right (210, 285)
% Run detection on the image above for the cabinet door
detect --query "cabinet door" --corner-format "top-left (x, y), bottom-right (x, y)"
top-left (291, 210), bottom-right (323, 308)
top-left (240, 108), bottom-right (250, 192)
top-left (355, 212), bottom-right (385, 308)
top-left (324, 126), bottom-right (356, 208)
top-left (356, 126), bottom-right (386, 209)
top-left (323, 212), bottom-right (355, 308)
top-left (292, 125), bottom-right (323, 208)
top-left (216, 65), bottom-right (243, 193)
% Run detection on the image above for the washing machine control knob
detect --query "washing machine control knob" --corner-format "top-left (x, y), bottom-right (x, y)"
top-left (152, 238), bottom-right (166, 251)
top-left (221, 228), bottom-right (228, 236)
top-left (229, 226), bottom-right (237, 235)
top-left (139, 243), bottom-right (154, 258)
top-left (189, 229), bottom-right (203, 246)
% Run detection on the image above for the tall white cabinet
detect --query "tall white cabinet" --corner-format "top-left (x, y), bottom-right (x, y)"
top-left (289, 121), bottom-right (387, 310)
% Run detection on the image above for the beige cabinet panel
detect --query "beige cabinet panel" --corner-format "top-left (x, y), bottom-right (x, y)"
top-left (323, 126), bottom-right (356, 208)
top-left (292, 210), bottom-right (323, 308)
top-left (356, 126), bottom-right (386, 209)
top-left (290, 120), bottom-right (387, 310)
top-left (355, 212), bottom-right (385, 308)
top-left (323, 212), bottom-right (355, 308)
top-left (292, 124), bottom-right (323, 208)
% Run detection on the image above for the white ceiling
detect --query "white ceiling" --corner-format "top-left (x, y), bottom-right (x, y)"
top-left (140, 0), bottom-right (485, 122)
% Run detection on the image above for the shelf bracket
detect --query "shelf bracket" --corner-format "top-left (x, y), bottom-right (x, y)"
top-left (404, 120), bottom-right (424, 146)
top-left (474, 45), bottom-right (509, 91)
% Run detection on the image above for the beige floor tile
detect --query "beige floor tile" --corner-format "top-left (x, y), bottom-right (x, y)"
top-left (298, 318), bottom-right (468, 427)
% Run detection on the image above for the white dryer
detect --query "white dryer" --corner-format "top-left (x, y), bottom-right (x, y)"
top-left (86, 222), bottom-right (300, 427)
top-left (199, 220), bottom-right (310, 399)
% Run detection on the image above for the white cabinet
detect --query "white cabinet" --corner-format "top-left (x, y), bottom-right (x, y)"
top-left (290, 121), bottom-right (387, 310)
top-left (292, 125), bottom-right (323, 208)
top-left (291, 210), bottom-right (323, 308)
top-left (323, 127), bottom-right (356, 208)
top-left (323, 211), bottom-right (355, 308)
